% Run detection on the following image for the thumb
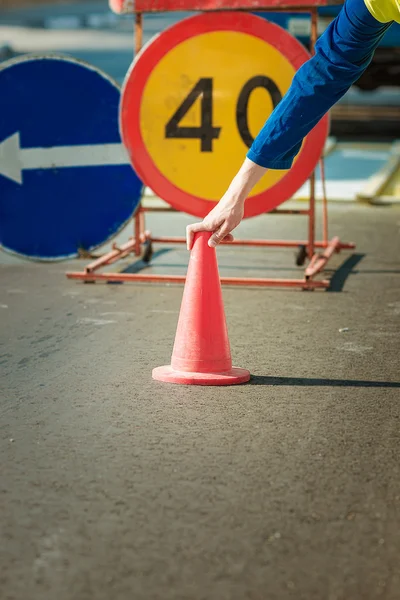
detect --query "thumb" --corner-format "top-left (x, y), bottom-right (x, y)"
top-left (209, 223), bottom-right (230, 248)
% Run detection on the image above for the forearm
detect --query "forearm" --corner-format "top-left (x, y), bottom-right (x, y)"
top-left (227, 158), bottom-right (267, 203)
top-left (248, 0), bottom-right (392, 170)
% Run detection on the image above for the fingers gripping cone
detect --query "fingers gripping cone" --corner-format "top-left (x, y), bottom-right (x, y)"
top-left (152, 232), bottom-right (250, 386)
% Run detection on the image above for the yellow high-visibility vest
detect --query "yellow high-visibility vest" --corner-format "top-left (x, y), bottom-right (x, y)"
top-left (364, 0), bottom-right (400, 23)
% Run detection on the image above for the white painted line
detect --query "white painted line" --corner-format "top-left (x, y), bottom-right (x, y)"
top-left (100, 311), bottom-right (136, 316)
top-left (76, 318), bottom-right (116, 325)
top-left (340, 149), bottom-right (389, 160)
top-left (338, 342), bottom-right (373, 354)
top-left (294, 179), bottom-right (366, 202)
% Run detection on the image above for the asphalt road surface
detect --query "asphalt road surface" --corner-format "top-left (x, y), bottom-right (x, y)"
top-left (1, 203), bottom-right (400, 600)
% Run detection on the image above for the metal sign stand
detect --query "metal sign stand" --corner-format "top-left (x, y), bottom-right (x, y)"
top-left (66, 2), bottom-right (355, 289)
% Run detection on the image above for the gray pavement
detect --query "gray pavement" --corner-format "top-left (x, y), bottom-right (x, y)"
top-left (1, 203), bottom-right (400, 600)
top-left (0, 1), bottom-right (192, 83)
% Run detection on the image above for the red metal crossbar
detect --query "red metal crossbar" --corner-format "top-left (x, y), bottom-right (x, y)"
top-left (110, 0), bottom-right (342, 14)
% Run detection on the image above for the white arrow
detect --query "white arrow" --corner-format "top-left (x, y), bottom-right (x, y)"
top-left (0, 132), bottom-right (131, 184)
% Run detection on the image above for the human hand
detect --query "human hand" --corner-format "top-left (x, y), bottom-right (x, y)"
top-left (185, 158), bottom-right (267, 250)
top-left (186, 190), bottom-right (245, 250)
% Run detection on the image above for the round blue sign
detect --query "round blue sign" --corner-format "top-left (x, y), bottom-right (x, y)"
top-left (0, 54), bottom-right (143, 260)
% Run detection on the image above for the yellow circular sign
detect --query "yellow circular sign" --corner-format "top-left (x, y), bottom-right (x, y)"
top-left (141, 30), bottom-right (296, 200)
top-left (121, 12), bottom-right (328, 218)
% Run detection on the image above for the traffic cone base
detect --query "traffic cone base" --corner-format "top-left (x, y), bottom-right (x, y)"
top-left (152, 365), bottom-right (250, 386)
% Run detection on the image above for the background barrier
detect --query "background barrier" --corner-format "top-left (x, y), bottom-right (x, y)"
top-left (66, 0), bottom-right (355, 289)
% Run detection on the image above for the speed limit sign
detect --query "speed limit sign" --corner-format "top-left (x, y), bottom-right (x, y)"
top-left (120, 12), bottom-right (328, 218)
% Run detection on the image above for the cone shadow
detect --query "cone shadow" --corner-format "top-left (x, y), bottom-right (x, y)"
top-left (250, 376), bottom-right (400, 388)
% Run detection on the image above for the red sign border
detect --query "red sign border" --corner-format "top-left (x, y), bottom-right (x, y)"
top-left (120, 12), bottom-right (329, 218)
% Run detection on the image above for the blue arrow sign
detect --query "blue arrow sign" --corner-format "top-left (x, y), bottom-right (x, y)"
top-left (0, 54), bottom-right (143, 260)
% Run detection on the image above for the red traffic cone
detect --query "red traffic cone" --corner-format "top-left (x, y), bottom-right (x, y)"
top-left (152, 231), bottom-right (250, 386)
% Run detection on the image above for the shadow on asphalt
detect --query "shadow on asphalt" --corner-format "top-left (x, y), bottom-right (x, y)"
top-left (116, 250), bottom-right (399, 293)
top-left (327, 253), bottom-right (366, 292)
top-left (121, 248), bottom-right (171, 274)
top-left (250, 376), bottom-right (400, 388)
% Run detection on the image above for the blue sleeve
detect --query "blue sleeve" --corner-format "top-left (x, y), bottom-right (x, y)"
top-left (247, 0), bottom-right (392, 170)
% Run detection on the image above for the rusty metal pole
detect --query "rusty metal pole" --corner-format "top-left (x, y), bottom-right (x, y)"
top-left (320, 158), bottom-right (328, 244)
top-left (307, 7), bottom-right (318, 260)
top-left (134, 12), bottom-right (144, 256)
top-left (134, 11), bottom-right (143, 55)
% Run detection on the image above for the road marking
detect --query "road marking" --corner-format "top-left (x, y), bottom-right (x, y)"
top-left (76, 317), bottom-right (116, 325)
top-left (100, 311), bottom-right (136, 316)
top-left (338, 342), bottom-right (373, 354)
